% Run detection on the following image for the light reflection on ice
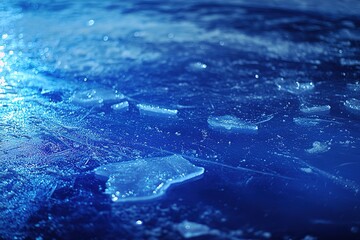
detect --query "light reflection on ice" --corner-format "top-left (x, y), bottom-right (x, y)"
top-left (0, 0), bottom-right (360, 239)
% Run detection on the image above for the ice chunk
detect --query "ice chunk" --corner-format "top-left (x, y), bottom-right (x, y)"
top-left (344, 98), bottom-right (360, 115)
top-left (300, 105), bottom-right (331, 114)
top-left (70, 89), bottom-right (125, 107)
top-left (94, 155), bottom-right (204, 202)
top-left (175, 220), bottom-right (220, 238)
top-left (276, 79), bottom-right (315, 94)
top-left (111, 101), bottom-right (129, 112)
top-left (136, 104), bottom-right (178, 117)
top-left (208, 115), bottom-right (258, 134)
top-left (306, 141), bottom-right (330, 154)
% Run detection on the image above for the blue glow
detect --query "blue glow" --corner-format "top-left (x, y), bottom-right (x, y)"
top-left (0, 0), bottom-right (360, 239)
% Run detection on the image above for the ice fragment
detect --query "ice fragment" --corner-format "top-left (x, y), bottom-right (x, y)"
top-left (70, 89), bottom-right (125, 107)
top-left (300, 105), bottom-right (331, 114)
top-left (208, 115), bottom-right (258, 134)
top-left (175, 220), bottom-right (219, 238)
top-left (95, 155), bottom-right (204, 202)
top-left (136, 104), bottom-right (178, 117)
top-left (111, 101), bottom-right (129, 112)
top-left (306, 141), bottom-right (330, 154)
top-left (276, 79), bottom-right (315, 94)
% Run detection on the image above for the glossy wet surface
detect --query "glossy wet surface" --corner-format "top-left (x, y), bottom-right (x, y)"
top-left (1, 0), bottom-right (360, 239)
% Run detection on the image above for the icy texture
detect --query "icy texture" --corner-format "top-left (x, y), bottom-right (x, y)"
top-left (208, 115), bottom-right (258, 133)
top-left (1, 0), bottom-right (360, 239)
top-left (136, 104), bottom-right (178, 117)
top-left (94, 155), bottom-right (204, 202)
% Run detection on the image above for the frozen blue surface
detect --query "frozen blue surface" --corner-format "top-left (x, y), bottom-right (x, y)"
top-left (1, 0), bottom-right (360, 239)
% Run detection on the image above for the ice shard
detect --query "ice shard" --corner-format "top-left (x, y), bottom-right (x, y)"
top-left (95, 155), bottom-right (204, 202)
top-left (70, 89), bottom-right (125, 107)
top-left (207, 115), bottom-right (258, 134)
top-left (136, 104), bottom-right (178, 117)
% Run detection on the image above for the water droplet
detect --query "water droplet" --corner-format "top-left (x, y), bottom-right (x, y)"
top-left (88, 20), bottom-right (95, 26)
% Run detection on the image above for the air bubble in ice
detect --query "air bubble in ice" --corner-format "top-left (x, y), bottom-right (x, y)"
top-left (94, 155), bottom-right (204, 202)
top-left (208, 115), bottom-right (258, 134)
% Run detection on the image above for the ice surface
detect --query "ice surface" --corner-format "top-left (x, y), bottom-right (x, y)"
top-left (136, 104), bottom-right (178, 117)
top-left (1, 0), bottom-right (360, 239)
top-left (208, 115), bottom-right (258, 134)
top-left (94, 155), bottom-right (204, 202)
top-left (175, 220), bottom-right (219, 238)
